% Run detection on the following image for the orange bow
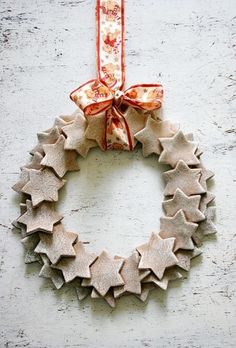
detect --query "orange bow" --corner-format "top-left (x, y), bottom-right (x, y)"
top-left (70, 79), bottom-right (163, 150)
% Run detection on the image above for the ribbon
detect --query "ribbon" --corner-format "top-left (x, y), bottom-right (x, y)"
top-left (70, 0), bottom-right (163, 151)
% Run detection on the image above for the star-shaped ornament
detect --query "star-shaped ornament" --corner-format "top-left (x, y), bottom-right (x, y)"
top-left (160, 209), bottom-right (198, 251)
top-left (35, 223), bottom-right (78, 264)
top-left (175, 247), bottom-right (202, 271)
top-left (12, 168), bottom-right (30, 193)
top-left (53, 241), bottom-right (97, 282)
top-left (136, 233), bottom-right (178, 279)
top-left (197, 165), bottom-right (214, 190)
top-left (192, 207), bottom-right (217, 245)
top-left (135, 117), bottom-right (178, 157)
top-left (199, 191), bottom-right (215, 212)
top-left (113, 251), bottom-right (150, 298)
top-left (53, 113), bottom-right (78, 130)
top-left (81, 251), bottom-right (124, 297)
top-left (23, 152), bottom-right (44, 170)
top-left (85, 114), bottom-right (106, 150)
top-left (21, 168), bottom-right (65, 207)
top-left (163, 160), bottom-right (206, 196)
top-left (41, 135), bottom-right (79, 178)
top-left (21, 234), bottom-right (41, 264)
top-left (17, 200), bottom-right (63, 235)
top-left (91, 288), bottom-right (116, 308)
top-left (62, 114), bottom-right (97, 157)
top-left (159, 131), bottom-right (200, 168)
top-left (30, 127), bottom-right (61, 155)
top-left (142, 268), bottom-right (182, 290)
top-left (76, 284), bottom-right (91, 301)
top-left (39, 255), bottom-right (64, 289)
top-left (136, 283), bottom-right (155, 302)
top-left (163, 188), bottom-right (205, 222)
top-left (185, 133), bottom-right (203, 157)
top-left (124, 108), bottom-right (148, 147)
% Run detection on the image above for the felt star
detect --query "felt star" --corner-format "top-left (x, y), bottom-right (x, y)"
top-left (142, 268), bottom-right (182, 290)
top-left (21, 234), bottom-right (41, 264)
top-left (23, 152), bottom-right (44, 170)
top-left (53, 241), bottom-right (97, 282)
top-left (175, 247), bottom-right (202, 271)
top-left (91, 288), bottom-right (116, 308)
top-left (197, 165), bottom-right (214, 191)
top-left (163, 188), bottom-right (205, 222)
top-left (199, 191), bottom-right (215, 212)
top-left (192, 207), bottom-right (217, 245)
top-left (136, 233), bottom-right (178, 279)
top-left (136, 283), bottom-right (155, 302)
top-left (39, 255), bottom-right (64, 289)
top-left (41, 135), bottom-right (79, 178)
top-left (62, 114), bottom-right (97, 157)
top-left (21, 168), bottom-right (65, 207)
top-left (163, 160), bottom-right (206, 196)
top-left (17, 199), bottom-right (63, 235)
top-left (12, 168), bottom-right (30, 193)
top-left (124, 108), bottom-right (148, 147)
top-left (159, 131), bottom-right (200, 167)
top-left (113, 251), bottom-right (150, 298)
top-left (81, 251), bottom-right (124, 296)
top-left (135, 117), bottom-right (178, 157)
top-left (84, 114), bottom-right (106, 150)
top-left (30, 127), bottom-right (61, 155)
top-left (34, 223), bottom-right (77, 264)
top-left (160, 210), bottom-right (198, 251)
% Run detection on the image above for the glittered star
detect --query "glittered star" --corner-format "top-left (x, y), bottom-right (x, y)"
top-left (113, 251), bottom-right (150, 298)
top-left (12, 168), bottom-right (30, 193)
top-left (53, 241), bottom-right (97, 282)
top-left (41, 135), bottom-right (79, 178)
top-left (21, 168), bottom-right (65, 207)
top-left (136, 233), bottom-right (178, 279)
top-left (30, 127), bottom-right (61, 155)
top-left (175, 247), bottom-right (202, 271)
top-left (85, 114), bottom-right (106, 150)
top-left (39, 255), bottom-right (64, 289)
top-left (34, 223), bottom-right (77, 264)
top-left (159, 131), bottom-right (200, 167)
top-left (17, 199), bottom-right (63, 235)
top-left (163, 188), bottom-right (205, 222)
top-left (135, 117), bottom-right (178, 157)
top-left (142, 268), bottom-right (182, 290)
top-left (163, 160), bottom-right (206, 196)
top-left (62, 114), bottom-right (97, 157)
top-left (81, 251), bottom-right (124, 296)
top-left (160, 210), bottom-right (198, 251)
top-left (192, 207), bottom-right (217, 245)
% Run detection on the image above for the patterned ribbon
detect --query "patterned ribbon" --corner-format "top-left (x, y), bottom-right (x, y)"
top-left (70, 0), bottom-right (163, 150)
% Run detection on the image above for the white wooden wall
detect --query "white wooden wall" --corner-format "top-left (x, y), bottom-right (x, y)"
top-left (0, 0), bottom-right (236, 347)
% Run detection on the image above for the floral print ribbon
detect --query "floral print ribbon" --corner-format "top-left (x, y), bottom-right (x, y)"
top-left (70, 0), bottom-right (163, 150)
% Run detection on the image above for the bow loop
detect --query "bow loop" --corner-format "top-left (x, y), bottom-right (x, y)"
top-left (123, 84), bottom-right (163, 111)
top-left (70, 79), bottom-right (113, 116)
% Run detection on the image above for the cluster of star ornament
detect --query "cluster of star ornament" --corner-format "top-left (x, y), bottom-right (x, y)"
top-left (12, 108), bottom-right (217, 308)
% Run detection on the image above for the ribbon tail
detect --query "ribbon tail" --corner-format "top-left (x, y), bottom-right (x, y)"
top-left (105, 107), bottom-right (133, 151)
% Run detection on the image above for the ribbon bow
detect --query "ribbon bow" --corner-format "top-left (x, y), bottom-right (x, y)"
top-left (70, 0), bottom-right (163, 151)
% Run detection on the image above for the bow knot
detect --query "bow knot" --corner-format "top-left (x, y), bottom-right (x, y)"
top-left (70, 79), bottom-right (163, 150)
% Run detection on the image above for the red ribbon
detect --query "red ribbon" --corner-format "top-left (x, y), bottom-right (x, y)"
top-left (70, 0), bottom-right (163, 151)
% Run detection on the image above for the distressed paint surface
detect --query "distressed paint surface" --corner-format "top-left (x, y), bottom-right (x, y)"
top-left (0, 0), bottom-right (236, 347)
